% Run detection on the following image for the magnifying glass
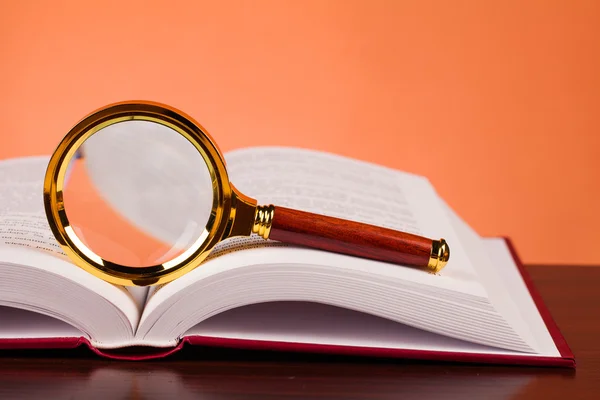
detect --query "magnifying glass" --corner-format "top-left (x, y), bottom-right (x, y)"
top-left (43, 101), bottom-right (449, 286)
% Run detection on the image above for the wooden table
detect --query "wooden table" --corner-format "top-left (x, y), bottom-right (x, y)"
top-left (1, 265), bottom-right (598, 399)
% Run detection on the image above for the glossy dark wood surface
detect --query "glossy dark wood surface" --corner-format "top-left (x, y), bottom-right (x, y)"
top-left (1, 265), bottom-right (599, 399)
top-left (270, 206), bottom-right (433, 268)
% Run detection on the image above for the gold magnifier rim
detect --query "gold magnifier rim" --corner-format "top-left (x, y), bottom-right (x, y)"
top-left (43, 100), bottom-right (233, 286)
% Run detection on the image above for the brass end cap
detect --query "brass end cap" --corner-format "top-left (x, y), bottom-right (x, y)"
top-left (428, 238), bottom-right (450, 273)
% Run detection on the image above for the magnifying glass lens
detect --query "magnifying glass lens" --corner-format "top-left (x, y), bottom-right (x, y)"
top-left (62, 120), bottom-right (214, 267)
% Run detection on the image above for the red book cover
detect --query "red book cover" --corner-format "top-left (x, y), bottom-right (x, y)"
top-left (0, 238), bottom-right (575, 367)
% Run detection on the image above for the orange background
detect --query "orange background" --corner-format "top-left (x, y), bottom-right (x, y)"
top-left (1, 0), bottom-right (598, 265)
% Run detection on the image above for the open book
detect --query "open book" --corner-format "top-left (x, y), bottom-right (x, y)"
top-left (0, 147), bottom-right (574, 366)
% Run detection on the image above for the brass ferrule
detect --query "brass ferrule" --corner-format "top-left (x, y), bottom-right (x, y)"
top-left (428, 238), bottom-right (450, 273)
top-left (252, 205), bottom-right (275, 239)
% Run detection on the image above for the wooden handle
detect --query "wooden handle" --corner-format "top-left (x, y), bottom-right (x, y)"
top-left (268, 206), bottom-right (448, 271)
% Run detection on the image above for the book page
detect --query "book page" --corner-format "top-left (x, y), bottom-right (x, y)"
top-left (0, 157), bottom-right (52, 214)
top-left (0, 156), bottom-right (67, 256)
top-left (0, 214), bottom-right (65, 256)
top-left (185, 301), bottom-right (545, 357)
top-left (0, 306), bottom-right (83, 339)
top-left (0, 156), bottom-right (147, 318)
top-left (230, 149), bottom-right (422, 234)
top-left (223, 146), bottom-right (478, 283)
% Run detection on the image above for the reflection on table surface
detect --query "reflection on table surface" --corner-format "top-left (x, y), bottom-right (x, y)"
top-left (0, 347), bottom-right (575, 400)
